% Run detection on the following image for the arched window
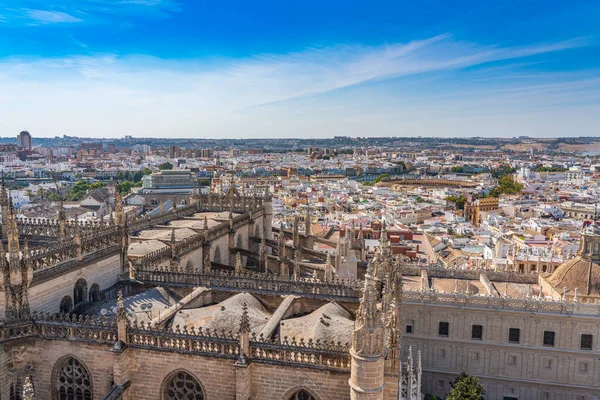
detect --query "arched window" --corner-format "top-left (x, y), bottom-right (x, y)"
top-left (163, 371), bottom-right (204, 400)
top-left (236, 235), bottom-right (243, 249)
top-left (88, 284), bottom-right (100, 302)
top-left (73, 279), bottom-right (88, 305)
top-left (60, 296), bottom-right (73, 314)
top-left (213, 246), bottom-right (221, 264)
top-left (55, 357), bottom-right (92, 400)
top-left (287, 389), bottom-right (316, 400)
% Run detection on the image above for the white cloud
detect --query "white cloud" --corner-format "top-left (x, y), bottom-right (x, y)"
top-left (25, 9), bottom-right (82, 23)
top-left (0, 35), bottom-right (596, 138)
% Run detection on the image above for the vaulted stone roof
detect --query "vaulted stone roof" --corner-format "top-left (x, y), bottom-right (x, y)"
top-left (279, 303), bottom-right (353, 345)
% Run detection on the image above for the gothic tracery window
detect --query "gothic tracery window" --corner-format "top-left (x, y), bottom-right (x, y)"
top-left (163, 371), bottom-right (205, 400)
top-left (55, 357), bottom-right (92, 400)
top-left (287, 389), bottom-right (316, 400)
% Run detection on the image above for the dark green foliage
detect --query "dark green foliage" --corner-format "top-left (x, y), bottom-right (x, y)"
top-left (490, 164), bottom-right (516, 179)
top-left (489, 174), bottom-right (523, 197)
top-left (446, 194), bottom-right (467, 210)
top-left (535, 166), bottom-right (567, 172)
top-left (373, 173), bottom-right (390, 183)
top-left (158, 162), bottom-right (173, 170)
top-left (116, 181), bottom-right (135, 194)
top-left (446, 372), bottom-right (486, 400)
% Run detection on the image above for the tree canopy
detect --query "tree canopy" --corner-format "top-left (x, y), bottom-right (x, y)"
top-left (489, 174), bottom-right (523, 197)
top-left (446, 372), bottom-right (486, 400)
top-left (158, 162), bottom-right (173, 170)
top-left (446, 194), bottom-right (467, 210)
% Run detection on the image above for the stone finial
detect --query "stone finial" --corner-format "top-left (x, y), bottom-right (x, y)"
top-left (116, 288), bottom-right (129, 345)
top-left (235, 252), bottom-right (243, 274)
top-left (237, 302), bottom-right (250, 365)
top-left (574, 287), bottom-right (579, 302)
top-left (239, 302), bottom-right (250, 334)
top-left (23, 376), bottom-right (34, 400)
top-left (562, 287), bottom-right (567, 302)
top-left (203, 216), bottom-right (209, 230)
top-left (117, 289), bottom-right (126, 321)
top-left (293, 253), bottom-right (301, 281)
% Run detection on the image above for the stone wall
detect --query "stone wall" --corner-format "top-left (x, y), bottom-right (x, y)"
top-left (1, 339), bottom-right (114, 400)
top-left (28, 253), bottom-right (121, 313)
top-left (402, 302), bottom-right (600, 399)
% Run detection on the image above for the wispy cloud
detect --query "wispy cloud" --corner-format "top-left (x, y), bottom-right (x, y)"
top-left (0, 35), bottom-right (596, 138)
top-left (26, 9), bottom-right (82, 23)
top-left (0, 0), bottom-right (180, 25)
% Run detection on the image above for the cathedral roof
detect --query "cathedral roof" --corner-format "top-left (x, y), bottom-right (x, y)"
top-left (545, 256), bottom-right (600, 297)
top-left (127, 240), bottom-right (169, 257)
top-left (171, 292), bottom-right (270, 334)
top-left (279, 303), bottom-right (353, 345)
top-left (84, 287), bottom-right (177, 324)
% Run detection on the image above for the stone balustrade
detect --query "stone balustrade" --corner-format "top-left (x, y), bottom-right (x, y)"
top-left (134, 268), bottom-right (362, 302)
top-left (403, 289), bottom-right (600, 316)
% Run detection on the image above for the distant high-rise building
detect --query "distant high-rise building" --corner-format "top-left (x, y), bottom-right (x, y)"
top-left (17, 130), bottom-right (32, 150)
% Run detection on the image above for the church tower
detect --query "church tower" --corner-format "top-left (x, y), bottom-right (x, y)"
top-left (349, 261), bottom-right (386, 399)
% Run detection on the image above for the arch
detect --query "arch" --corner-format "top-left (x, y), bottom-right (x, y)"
top-left (185, 259), bottom-right (194, 273)
top-left (88, 284), bottom-right (100, 302)
top-left (284, 388), bottom-right (319, 400)
top-left (73, 279), bottom-right (88, 306)
top-left (236, 234), bottom-right (243, 249)
top-left (52, 356), bottom-right (93, 400)
top-left (213, 246), bottom-right (222, 264)
top-left (60, 296), bottom-right (73, 314)
top-left (162, 370), bottom-right (205, 400)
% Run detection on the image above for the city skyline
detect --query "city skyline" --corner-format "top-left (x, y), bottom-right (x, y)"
top-left (1, 0), bottom-right (599, 138)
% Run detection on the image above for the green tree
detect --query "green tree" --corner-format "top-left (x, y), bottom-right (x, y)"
top-left (70, 180), bottom-right (91, 201)
top-left (143, 167), bottom-right (152, 175)
top-left (158, 162), bottom-right (173, 170)
top-left (450, 166), bottom-right (464, 173)
top-left (490, 164), bottom-right (516, 179)
top-left (446, 372), bottom-right (485, 400)
top-left (489, 174), bottom-right (523, 197)
top-left (117, 181), bottom-right (135, 194)
top-left (373, 173), bottom-right (390, 183)
top-left (90, 181), bottom-right (107, 189)
top-left (424, 395), bottom-right (442, 400)
top-left (446, 194), bottom-right (467, 210)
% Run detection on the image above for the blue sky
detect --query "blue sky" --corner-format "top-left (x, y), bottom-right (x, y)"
top-left (0, 0), bottom-right (599, 138)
